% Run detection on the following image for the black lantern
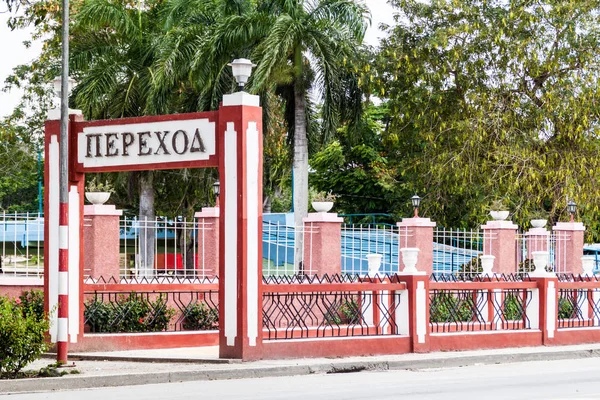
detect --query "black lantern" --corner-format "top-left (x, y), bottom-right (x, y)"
top-left (213, 180), bottom-right (221, 207)
top-left (567, 200), bottom-right (577, 222)
top-left (411, 194), bottom-right (421, 218)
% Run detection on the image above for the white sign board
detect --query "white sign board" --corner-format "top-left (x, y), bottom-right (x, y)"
top-left (77, 118), bottom-right (216, 168)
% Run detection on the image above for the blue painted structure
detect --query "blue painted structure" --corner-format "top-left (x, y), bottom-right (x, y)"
top-left (583, 244), bottom-right (600, 273)
top-left (0, 215), bottom-right (44, 247)
top-left (262, 217), bottom-right (481, 275)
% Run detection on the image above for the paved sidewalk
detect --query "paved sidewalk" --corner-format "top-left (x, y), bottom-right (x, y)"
top-left (3, 343), bottom-right (600, 395)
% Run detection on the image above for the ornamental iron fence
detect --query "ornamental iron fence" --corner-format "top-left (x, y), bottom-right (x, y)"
top-left (83, 276), bottom-right (219, 333)
top-left (557, 283), bottom-right (600, 329)
top-left (429, 284), bottom-right (534, 333)
top-left (262, 274), bottom-right (405, 340)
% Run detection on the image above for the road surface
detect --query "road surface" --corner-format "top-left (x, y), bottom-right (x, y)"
top-left (4, 357), bottom-right (600, 399)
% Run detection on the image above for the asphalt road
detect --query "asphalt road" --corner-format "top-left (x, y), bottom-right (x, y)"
top-left (5, 357), bottom-right (600, 400)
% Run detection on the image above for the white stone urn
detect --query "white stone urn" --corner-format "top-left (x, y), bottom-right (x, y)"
top-left (582, 255), bottom-right (596, 276)
top-left (400, 247), bottom-right (420, 274)
top-left (480, 255), bottom-right (495, 275)
top-left (530, 219), bottom-right (547, 229)
top-left (311, 201), bottom-right (333, 213)
top-left (85, 192), bottom-right (111, 205)
top-left (531, 251), bottom-right (550, 276)
top-left (366, 254), bottom-right (383, 275)
top-left (489, 210), bottom-right (510, 221)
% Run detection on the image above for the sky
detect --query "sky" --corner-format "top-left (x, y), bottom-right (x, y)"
top-left (0, 0), bottom-right (397, 118)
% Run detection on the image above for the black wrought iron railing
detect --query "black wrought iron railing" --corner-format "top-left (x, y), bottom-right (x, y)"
top-left (429, 287), bottom-right (532, 333)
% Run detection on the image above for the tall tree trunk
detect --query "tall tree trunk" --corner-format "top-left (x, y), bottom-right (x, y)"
top-left (263, 195), bottom-right (272, 213)
top-left (293, 81), bottom-right (308, 274)
top-left (180, 203), bottom-right (196, 277)
top-left (138, 171), bottom-right (155, 277)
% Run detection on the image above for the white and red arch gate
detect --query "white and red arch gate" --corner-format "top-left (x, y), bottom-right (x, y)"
top-left (44, 92), bottom-right (264, 360)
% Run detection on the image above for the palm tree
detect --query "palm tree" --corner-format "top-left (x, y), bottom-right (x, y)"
top-left (70, 0), bottom-right (238, 277)
top-left (180, 0), bottom-right (369, 270)
top-left (70, 0), bottom-right (170, 277)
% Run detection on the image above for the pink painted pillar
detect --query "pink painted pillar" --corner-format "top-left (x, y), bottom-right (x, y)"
top-left (553, 222), bottom-right (585, 274)
top-left (218, 91), bottom-right (263, 361)
top-left (195, 207), bottom-right (219, 278)
top-left (481, 220), bottom-right (518, 274)
top-left (302, 213), bottom-right (343, 276)
top-left (526, 227), bottom-right (550, 260)
top-left (83, 204), bottom-right (123, 280)
top-left (397, 218), bottom-right (436, 275)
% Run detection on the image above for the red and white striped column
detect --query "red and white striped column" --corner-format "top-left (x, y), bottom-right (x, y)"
top-left (45, 110), bottom-right (83, 364)
top-left (57, 203), bottom-right (69, 362)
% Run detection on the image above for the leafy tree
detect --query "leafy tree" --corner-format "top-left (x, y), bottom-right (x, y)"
top-left (150, 0), bottom-right (370, 267)
top-left (68, 0), bottom-right (170, 275)
top-left (311, 103), bottom-right (409, 218)
top-left (247, 0), bottom-right (370, 231)
top-left (377, 0), bottom-right (600, 238)
top-left (0, 120), bottom-right (42, 212)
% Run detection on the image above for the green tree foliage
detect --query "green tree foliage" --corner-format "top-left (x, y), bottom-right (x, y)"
top-left (193, 0), bottom-right (371, 231)
top-left (0, 122), bottom-right (41, 211)
top-left (310, 104), bottom-right (409, 217)
top-left (377, 0), bottom-right (600, 238)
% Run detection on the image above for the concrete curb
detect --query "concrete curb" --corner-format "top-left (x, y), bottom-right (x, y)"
top-left (41, 353), bottom-right (240, 365)
top-left (3, 348), bottom-right (600, 395)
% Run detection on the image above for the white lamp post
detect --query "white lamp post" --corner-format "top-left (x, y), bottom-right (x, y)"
top-left (52, 76), bottom-right (76, 100)
top-left (228, 58), bottom-right (256, 91)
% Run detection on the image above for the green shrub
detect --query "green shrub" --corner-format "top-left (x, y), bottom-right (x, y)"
top-left (558, 297), bottom-right (576, 319)
top-left (0, 296), bottom-right (50, 378)
top-left (324, 299), bottom-right (361, 325)
top-left (518, 258), bottom-right (553, 273)
top-left (84, 293), bottom-right (176, 333)
top-left (430, 291), bottom-right (475, 323)
top-left (18, 290), bottom-right (46, 321)
top-left (503, 293), bottom-right (524, 320)
top-left (459, 257), bottom-right (482, 274)
top-left (182, 302), bottom-right (219, 330)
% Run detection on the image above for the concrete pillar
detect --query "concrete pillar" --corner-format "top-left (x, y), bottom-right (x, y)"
top-left (553, 222), bottom-right (586, 274)
top-left (398, 273), bottom-right (429, 353)
top-left (531, 276), bottom-right (558, 345)
top-left (83, 204), bottom-right (123, 280)
top-left (218, 91), bottom-right (263, 360)
top-left (195, 207), bottom-right (219, 278)
top-left (302, 212), bottom-right (343, 276)
top-left (526, 227), bottom-right (550, 260)
top-left (397, 218), bottom-right (436, 275)
top-left (481, 220), bottom-right (519, 274)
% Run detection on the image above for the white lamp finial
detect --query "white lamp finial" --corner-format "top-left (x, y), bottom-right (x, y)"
top-left (228, 58), bottom-right (256, 91)
top-left (52, 76), bottom-right (76, 99)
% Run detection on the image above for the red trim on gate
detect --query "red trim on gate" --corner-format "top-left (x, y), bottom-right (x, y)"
top-left (71, 111), bottom-right (220, 173)
top-left (83, 283), bottom-right (220, 292)
top-left (429, 282), bottom-right (537, 290)
top-left (263, 336), bottom-right (411, 359)
top-left (69, 331), bottom-right (219, 352)
top-left (429, 331), bottom-right (542, 351)
top-left (262, 283), bottom-right (407, 293)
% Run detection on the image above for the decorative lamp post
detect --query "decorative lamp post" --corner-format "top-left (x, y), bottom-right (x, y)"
top-left (213, 180), bottom-right (221, 208)
top-left (411, 194), bottom-right (421, 218)
top-left (568, 200), bottom-right (577, 222)
top-left (228, 58), bottom-right (257, 91)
